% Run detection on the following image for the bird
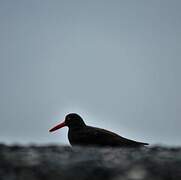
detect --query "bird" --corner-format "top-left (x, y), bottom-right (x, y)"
top-left (49, 113), bottom-right (149, 147)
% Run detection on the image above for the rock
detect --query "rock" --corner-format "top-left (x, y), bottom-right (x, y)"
top-left (0, 144), bottom-right (181, 180)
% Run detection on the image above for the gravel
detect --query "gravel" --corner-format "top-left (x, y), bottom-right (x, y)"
top-left (0, 144), bottom-right (181, 180)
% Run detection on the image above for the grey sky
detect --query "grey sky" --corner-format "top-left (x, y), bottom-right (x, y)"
top-left (0, 0), bottom-right (181, 146)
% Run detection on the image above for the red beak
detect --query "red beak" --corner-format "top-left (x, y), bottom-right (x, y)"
top-left (49, 121), bottom-right (66, 132)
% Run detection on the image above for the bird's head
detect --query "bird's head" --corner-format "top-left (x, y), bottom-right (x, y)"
top-left (49, 113), bottom-right (86, 132)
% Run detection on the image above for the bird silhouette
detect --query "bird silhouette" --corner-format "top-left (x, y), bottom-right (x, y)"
top-left (49, 113), bottom-right (149, 147)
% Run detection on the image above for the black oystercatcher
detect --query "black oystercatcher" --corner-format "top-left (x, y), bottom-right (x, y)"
top-left (49, 113), bottom-right (149, 147)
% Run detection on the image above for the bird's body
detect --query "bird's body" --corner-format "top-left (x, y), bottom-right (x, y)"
top-left (49, 113), bottom-right (148, 147)
top-left (68, 126), bottom-right (148, 147)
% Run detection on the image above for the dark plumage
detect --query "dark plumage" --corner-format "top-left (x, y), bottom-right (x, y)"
top-left (49, 113), bottom-right (149, 147)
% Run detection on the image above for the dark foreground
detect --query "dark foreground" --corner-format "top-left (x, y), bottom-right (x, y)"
top-left (0, 144), bottom-right (181, 180)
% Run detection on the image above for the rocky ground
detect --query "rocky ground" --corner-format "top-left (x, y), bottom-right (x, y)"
top-left (0, 144), bottom-right (181, 180)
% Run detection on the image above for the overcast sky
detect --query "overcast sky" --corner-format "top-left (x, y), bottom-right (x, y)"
top-left (0, 0), bottom-right (181, 146)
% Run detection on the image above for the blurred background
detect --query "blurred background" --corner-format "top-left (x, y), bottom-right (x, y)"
top-left (0, 0), bottom-right (181, 146)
